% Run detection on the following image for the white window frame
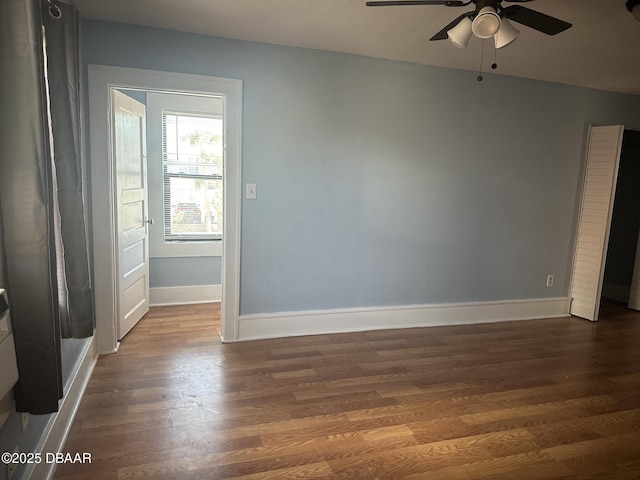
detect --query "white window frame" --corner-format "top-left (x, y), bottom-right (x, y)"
top-left (162, 110), bottom-right (224, 242)
top-left (147, 92), bottom-right (224, 257)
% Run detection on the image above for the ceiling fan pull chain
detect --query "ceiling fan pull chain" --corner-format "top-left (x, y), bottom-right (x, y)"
top-left (477, 38), bottom-right (485, 81)
top-left (491, 46), bottom-right (498, 70)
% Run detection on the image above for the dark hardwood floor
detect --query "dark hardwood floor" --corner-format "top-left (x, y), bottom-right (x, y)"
top-left (54, 300), bottom-right (640, 479)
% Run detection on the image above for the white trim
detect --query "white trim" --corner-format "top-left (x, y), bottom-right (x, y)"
top-left (150, 285), bottom-right (221, 306)
top-left (26, 336), bottom-right (97, 480)
top-left (233, 297), bottom-right (571, 342)
top-left (88, 67), bottom-right (118, 354)
top-left (88, 65), bottom-right (242, 353)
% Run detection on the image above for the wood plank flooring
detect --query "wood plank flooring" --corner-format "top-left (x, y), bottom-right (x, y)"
top-left (54, 300), bottom-right (640, 479)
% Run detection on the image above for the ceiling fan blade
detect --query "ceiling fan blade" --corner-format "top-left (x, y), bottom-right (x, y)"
top-left (366, 1), bottom-right (465, 6)
top-left (429, 12), bottom-right (472, 40)
top-left (501, 5), bottom-right (572, 35)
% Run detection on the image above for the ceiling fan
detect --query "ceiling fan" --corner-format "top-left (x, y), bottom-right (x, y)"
top-left (365, 0), bottom-right (572, 49)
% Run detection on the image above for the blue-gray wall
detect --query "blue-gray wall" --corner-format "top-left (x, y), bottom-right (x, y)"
top-left (81, 20), bottom-right (640, 315)
top-left (150, 257), bottom-right (221, 288)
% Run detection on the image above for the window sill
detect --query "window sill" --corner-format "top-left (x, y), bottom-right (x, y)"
top-left (150, 240), bottom-right (222, 258)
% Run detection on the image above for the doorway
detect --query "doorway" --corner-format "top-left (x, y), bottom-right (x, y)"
top-left (570, 126), bottom-right (640, 321)
top-left (88, 66), bottom-right (242, 353)
top-left (602, 130), bottom-right (640, 306)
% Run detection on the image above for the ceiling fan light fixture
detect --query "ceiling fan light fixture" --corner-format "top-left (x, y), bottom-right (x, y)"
top-left (472, 6), bottom-right (501, 38)
top-left (626, 0), bottom-right (640, 21)
top-left (447, 16), bottom-right (473, 48)
top-left (494, 18), bottom-right (519, 49)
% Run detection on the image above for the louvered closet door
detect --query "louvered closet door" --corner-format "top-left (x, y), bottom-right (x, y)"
top-left (570, 125), bottom-right (624, 321)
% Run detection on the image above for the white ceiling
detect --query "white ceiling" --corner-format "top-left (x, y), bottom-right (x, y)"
top-left (73, 0), bottom-right (640, 95)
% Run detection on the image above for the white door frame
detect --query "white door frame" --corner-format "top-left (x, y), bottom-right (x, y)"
top-left (88, 65), bottom-right (242, 353)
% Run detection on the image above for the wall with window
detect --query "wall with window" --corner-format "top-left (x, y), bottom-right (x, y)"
top-left (81, 21), bottom-right (640, 317)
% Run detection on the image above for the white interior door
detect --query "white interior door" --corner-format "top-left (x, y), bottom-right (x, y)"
top-left (113, 90), bottom-right (150, 339)
top-left (570, 125), bottom-right (624, 321)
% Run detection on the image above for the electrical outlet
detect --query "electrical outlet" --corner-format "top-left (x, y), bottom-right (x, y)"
top-left (546, 274), bottom-right (555, 287)
top-left (7, 446), bottom-right (18, 480)
top-left (20, 412), bottom-right (28, 432)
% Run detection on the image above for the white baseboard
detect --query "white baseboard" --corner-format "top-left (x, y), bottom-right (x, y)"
top-left (150, 284), bottom-right (221, 306)
top-left (27, 335), bottom-right (97, 480)
top-left (235, 297), bottom-right (571, 342)
top-left (602, 281), bottom-right (630, 303)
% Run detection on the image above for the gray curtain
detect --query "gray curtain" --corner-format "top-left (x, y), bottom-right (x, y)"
top-left (0, 0), bottom-right (92, 414)
top-left (43, 1), bottom-right (93, 339)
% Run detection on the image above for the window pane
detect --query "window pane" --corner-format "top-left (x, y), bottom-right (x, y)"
top-left (162, 111), bottom-right (223, 240)
top-left (166, 176), bottom-right (222, 238)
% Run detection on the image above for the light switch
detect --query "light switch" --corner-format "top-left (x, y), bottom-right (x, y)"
top-left (246, 183), bottom-right (257, 200)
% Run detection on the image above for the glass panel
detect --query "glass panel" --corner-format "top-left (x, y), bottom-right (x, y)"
top-left (166, 176), bottom-right (223, 238)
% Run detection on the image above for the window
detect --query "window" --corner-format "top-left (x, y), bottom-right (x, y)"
top-left (162, 112), bottom-right (223, 241)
